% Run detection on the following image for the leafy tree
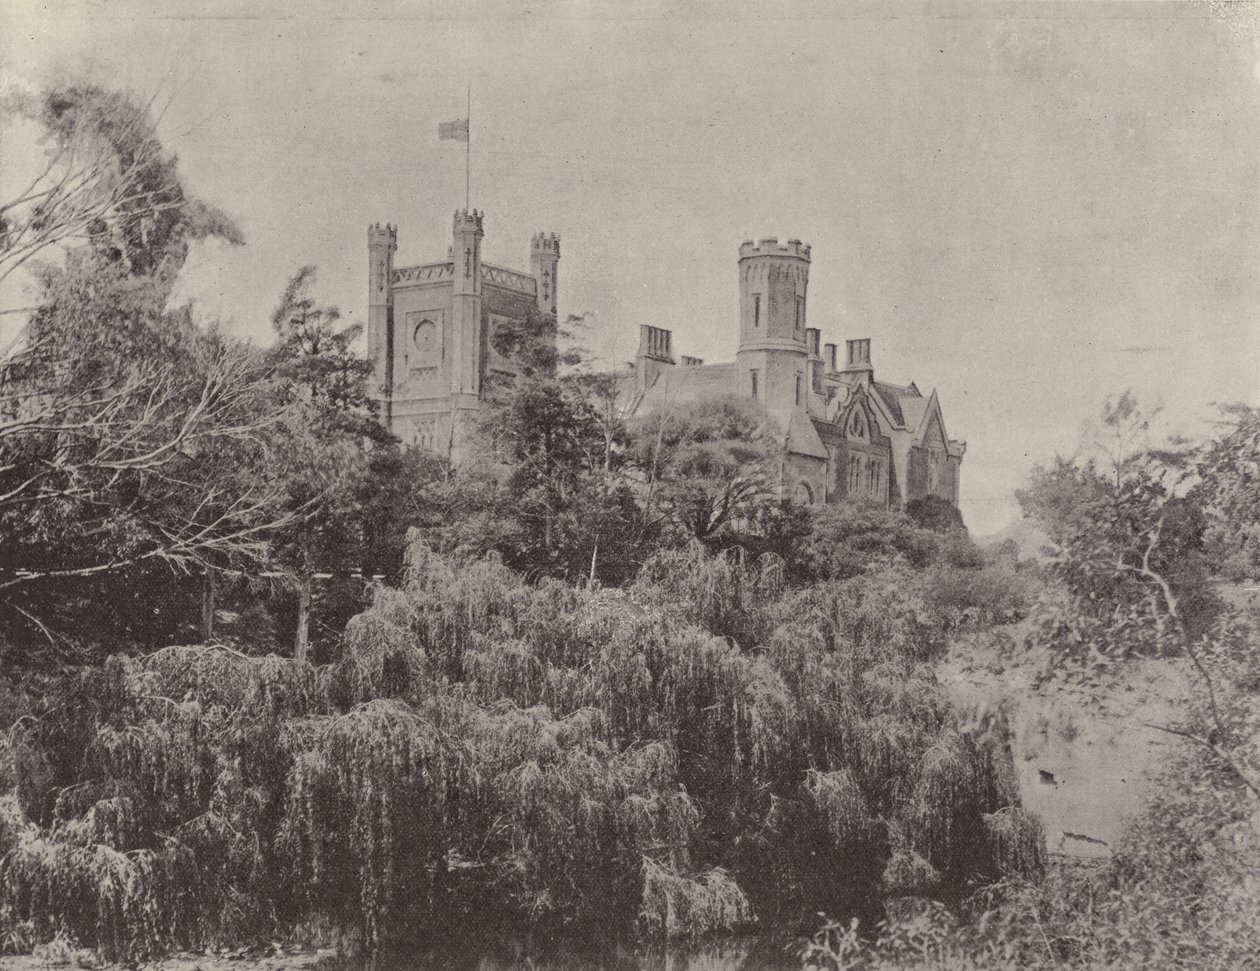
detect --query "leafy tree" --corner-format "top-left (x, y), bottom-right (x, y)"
top-left (1, 84), bottom-right (241, 289)
top-left (1018, 452), bottom-right (1216, 657)
top-left (262, 266), bottom-right (426, 657)
top-left (1, 540), bottom-right (1038, 961)
top-left (268, 265), bottom-right (384, 442)
top-left (626, 395), bottom-right (782, 543)
top-left (0, 87), bottom-right (292, 652)
top-left (1194, 404), bottom-right (1260, 579)
top-left (796, 499), bottom-right (941, 582)
top-left (485, 306), bottom-right (582, 383)
top-left (906, 494), bottom-right (966, 533)
top-left (1018, 394), bottom-right (1257, 801)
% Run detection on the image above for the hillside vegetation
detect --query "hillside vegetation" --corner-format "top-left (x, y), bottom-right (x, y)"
top-left (4, 86), bottom-right (1260, 971)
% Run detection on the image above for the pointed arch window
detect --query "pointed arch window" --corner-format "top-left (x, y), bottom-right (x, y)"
top-left (846, 407), bottom-right (869, 441)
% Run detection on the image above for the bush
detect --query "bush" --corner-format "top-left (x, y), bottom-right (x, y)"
top-left (796, 501), bottom-right (942, 583)
top-left (0, 539), bottom-right (1039, 960)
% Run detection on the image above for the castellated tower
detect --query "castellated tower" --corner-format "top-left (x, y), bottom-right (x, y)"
top-left (450, 209), bottom-right (484, 406)
top-left (367, 223), bottom-right (397, 405)
top-left (735, 238), bottom-right (811, 415)
top-left (530, 232), bottom-right (560, 316)
top-left (365, 209), bottom-right (563, 455)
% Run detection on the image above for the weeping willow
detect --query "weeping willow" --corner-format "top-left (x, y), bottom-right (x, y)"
top-left (1, 537), bottom-right (1040, 960)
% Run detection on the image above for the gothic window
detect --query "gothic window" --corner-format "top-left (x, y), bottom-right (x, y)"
top-left (868, 461), bottom-right (883, 498)
top-left (928, 449), bottom-right (942, 493)
top-left (847, 408), bottom-right (868, 441)
top-left (795, 373), bottom-right (803, 406)
top-left (750, 369), bottom-right (759, 400)
top-left (795, 295), bottom-right (804, 331)
top-left (848, 454), bottom-right (863, 493)
top-left (753, 294), bottom-right (762, 328)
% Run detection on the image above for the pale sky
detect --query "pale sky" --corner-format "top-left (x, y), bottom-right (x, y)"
top-left (3, 0), bottom-right (1259, 534)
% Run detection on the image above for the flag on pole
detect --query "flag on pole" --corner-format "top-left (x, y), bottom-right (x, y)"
top-left (439, 118), bottom-right (469, 142)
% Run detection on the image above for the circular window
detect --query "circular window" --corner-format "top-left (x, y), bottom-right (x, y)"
top-left (413, 319), bottom-right (436, 354)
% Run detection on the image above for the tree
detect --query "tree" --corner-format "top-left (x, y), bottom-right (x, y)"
top-left (1194, 404), bottom-right (1260, 579)
top-left (1018, 393), bottom-right (1256, 797)
top-left (1, 84), bottom-right (241, 292)
top-left (1017, 396), bottom-right (1216, 658)
top-left (0, 87), bottom-right (293, 649)
top-left (626, 395), bottom-right (782, 543)
top-left (906, 494), bottom-right (966, 533)
top-left (263, 267), bottom-right (411, 658)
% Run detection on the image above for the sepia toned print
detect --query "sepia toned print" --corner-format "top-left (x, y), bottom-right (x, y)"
top-left (2, 2), bottom-right (1259, 970)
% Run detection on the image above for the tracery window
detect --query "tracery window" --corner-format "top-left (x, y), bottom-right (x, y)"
top-left (848, 454), bottom-right (863, 493)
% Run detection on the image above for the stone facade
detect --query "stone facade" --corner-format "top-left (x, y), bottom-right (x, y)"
top-left (367, 211), bottom-right (559, 451)
top-left (622, 238), bottom-right (966, 509)
top-left (367, 216), bottom-right (964, 509)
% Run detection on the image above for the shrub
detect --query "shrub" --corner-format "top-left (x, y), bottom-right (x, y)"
top-left (1, 539), bottom-right (1038, 961)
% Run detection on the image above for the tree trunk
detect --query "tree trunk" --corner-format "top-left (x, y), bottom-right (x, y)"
top-left (295, 574), bottom-right (311, 662)
top-left (201, 568), bottom-right (216, 642)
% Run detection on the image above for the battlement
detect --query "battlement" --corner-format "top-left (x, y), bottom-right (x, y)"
top-left (738, 237), bottom-right (811, 261)
top-left (368, 222), bottom-right (397, 246)
top-left (531, 232), bottom-right (560, 255)
top-left (453, 209), bottom-right (484, 233)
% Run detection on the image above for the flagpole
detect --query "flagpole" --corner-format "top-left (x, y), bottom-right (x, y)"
top-left (465, 85), bottom-right (471, 211)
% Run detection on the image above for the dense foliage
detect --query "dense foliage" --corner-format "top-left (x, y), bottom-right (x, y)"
top-left (798, 396), bottom-right (1260, 971)
top-left (0, 539), bottom-right (1041, 961)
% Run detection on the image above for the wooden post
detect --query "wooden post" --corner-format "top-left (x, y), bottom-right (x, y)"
top-left (201, 567), bottom-right (216, 642)
top-left (295, 574), bottom-right (311, 662)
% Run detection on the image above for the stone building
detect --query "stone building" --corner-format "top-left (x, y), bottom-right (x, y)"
top-left (367, 214), bottom-right (963, 509)
top-left (367, 210), bottom-right (559, 451)
top-left (623, 238), bottom-right (965, 509)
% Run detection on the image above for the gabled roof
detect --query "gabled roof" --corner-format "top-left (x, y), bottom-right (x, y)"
top-left (779, 407), bottom-right (829, 459)
top-left (871, 379), bottom-right (925, 429)
top-left (624, 362), bottom-right (740, 418)
top-left (905, 387), bottom-right (965, 458)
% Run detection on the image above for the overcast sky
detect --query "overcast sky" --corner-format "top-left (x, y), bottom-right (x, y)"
top-left (3, 0), bottom-right (1259, 534)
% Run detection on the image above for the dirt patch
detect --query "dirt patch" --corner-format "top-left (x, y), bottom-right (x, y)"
top-left (1, 948), bottom-right (340, 971)
top-left (939, 627), bottom-right (1193, 859)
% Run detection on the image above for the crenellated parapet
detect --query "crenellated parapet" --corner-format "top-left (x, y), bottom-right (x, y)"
top-left (531, 232), bottom-right (560, 256)
top-left (739, 237), bottom-right (811, 261)
top-left (369, 222), bottom-right (398, 248)
top-left (453, 209), bottom-right (484, 235)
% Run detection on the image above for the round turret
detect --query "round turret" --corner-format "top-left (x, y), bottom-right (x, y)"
top-left (737, 236), bottom-right (811, 349)
top-left (736, 236), bottom-right (812, 414)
